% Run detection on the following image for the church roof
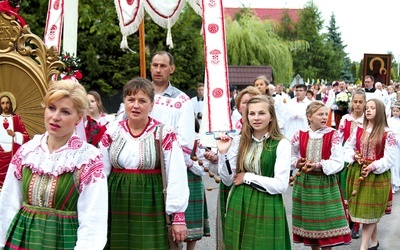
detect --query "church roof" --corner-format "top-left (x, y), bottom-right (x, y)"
top-left (224, 8), bottom-right (300, 23)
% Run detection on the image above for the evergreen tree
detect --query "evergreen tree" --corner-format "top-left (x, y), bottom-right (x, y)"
top-left (291, 1), bottom-right (329, 82)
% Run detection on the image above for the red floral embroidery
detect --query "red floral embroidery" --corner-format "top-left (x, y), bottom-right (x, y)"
top-left (172, 212), bottom-right (186, 224)
top-left (78, 155), bottom-right (105, 193)
top-left (174, 102), bottom-right (182, 109)
top-left (387, 132), bottom-right (397, 147)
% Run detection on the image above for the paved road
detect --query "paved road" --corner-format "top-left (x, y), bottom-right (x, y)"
top-left (195, 175), bottom-right (400, 250)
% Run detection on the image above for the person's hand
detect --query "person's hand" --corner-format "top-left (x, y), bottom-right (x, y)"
top-left (203, 149), bottom-right (218, 164)
top-left (233, 172), bottom-right (245, 186)
top-left (172, 224), bottom-right (187, 242)
top-left (361, 165), bottom-right (372, 177)
top-left (6, 129), bottom-right (15, 137)
top-left (305, 161), bottom-right (317, 172)
top-left (215, 133), bottom-right (232, 154)
top-left (296, 157), bottom-right (307, 169)
top-left (354, 151), bottom-right (363, 164)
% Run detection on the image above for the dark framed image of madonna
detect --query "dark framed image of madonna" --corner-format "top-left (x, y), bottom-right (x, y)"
top-left (362, 54), bottom-right (392, 86)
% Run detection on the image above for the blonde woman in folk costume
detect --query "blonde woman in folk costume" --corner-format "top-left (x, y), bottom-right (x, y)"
top-left (0, 80), bottom-right (108, 249)
top-left (344, 99), bottom-right (397, 250)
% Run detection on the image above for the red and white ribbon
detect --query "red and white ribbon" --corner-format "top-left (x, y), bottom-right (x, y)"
top-left (199, 0), bottom-right (231, 147)
top-left (44, 0), bottom-right (64, 52)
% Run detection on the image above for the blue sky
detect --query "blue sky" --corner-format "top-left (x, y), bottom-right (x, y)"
top-left (223, 0), bottom-right (400, 62)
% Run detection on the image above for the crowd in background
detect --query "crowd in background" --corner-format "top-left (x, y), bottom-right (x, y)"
top-left (1, 51), bottom-right (400, 250)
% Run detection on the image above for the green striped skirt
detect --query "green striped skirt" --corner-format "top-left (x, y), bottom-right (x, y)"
top-left (292, 172), bottom-right (350, 240)
top-left (105, 169), bottom-right (169, 250)
top-left (346, 162), bottom-right (391, 224)
top-left (5, 204), bottom-right (78, 249)
top-left (224, 185), bottom-right (291, 250)
top-left (185, 170), bottom-right (210, 241)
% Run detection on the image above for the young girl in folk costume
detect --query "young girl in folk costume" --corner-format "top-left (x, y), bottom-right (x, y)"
top-left (209, 86), bottom-right (261, 249)
top-left (344, 98), bottom-right (397, 250)
top-left (85, 90), bottom-right (110, 147)
top-left (337, 89), bottom-right (366, 239)
top-left (388, 101), bottom-right (400, 193)
top-left (291, 101), bottom-right (351, 249)
top-left (216, 95), bottom-right (291, 249)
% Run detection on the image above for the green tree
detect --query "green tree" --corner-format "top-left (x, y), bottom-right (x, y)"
top-left (19, 1), bottom-right (204, 94)
top-left (326, 13), bottom-right (352, 82)
top-left (225, 12), bottom-right (308, 85)
top-left (277, 9), bottom-right (297, 41)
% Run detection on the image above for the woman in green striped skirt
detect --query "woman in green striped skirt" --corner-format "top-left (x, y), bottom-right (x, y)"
top-left (291, 101), bottom-right (351, 249)
top-left (0, 80), bottom-right (108, 249)
top-left (100, 78), bottom-right (189, 249)
top-left (216, 95), bottom-right (291, 249)
top-left (343, 99), bottom-right (396, 250)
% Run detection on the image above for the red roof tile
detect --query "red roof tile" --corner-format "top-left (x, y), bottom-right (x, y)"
top-left (229, 66), bottom-right (273, 88)
top-left (224, 8), bottom-right (300, 23)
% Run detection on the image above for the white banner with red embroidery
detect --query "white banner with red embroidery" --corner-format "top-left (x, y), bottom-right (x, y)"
top-left (199, 0), bottom-right (232, 147)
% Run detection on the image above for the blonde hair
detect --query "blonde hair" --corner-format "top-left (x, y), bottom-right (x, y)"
top-left (43, 80), bottom-right (88, 116)
top-left (236, 95), bottom-right (283, 173)
top-left (305, 101), bottom-right (326, 124)
top-left (234, 86), bottom-right (262, 112)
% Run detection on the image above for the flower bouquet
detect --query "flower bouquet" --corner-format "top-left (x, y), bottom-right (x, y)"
top-left (58, 52), bottom-right (83, 81)
top-left (335, 92), bottom-right (352, 110)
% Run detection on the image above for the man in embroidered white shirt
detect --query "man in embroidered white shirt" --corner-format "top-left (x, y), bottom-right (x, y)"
top-left (283, 84), bottom-right (311, 141)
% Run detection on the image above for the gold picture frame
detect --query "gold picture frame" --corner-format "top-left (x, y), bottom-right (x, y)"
top-left (362, 53), bottom-right (392, 86)
top-left (0, 12), bottom-right (64, 137)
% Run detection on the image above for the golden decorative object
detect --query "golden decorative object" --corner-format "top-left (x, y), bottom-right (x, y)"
top-left (0, 12), bottom-right (64, 137)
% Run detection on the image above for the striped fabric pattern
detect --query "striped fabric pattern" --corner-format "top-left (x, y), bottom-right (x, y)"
top-left (224, 139), bottom-right (291, 250)
top-left (5, 168), bottom-right (79, 249)
top-left (292, 173), bottom-right (351, 239)
top-left (185, 170), bottom-right (210, 241)
top-left (105, 170), bottom-right (169, 250)
top-left (346, 162), bottom-right (391, 223)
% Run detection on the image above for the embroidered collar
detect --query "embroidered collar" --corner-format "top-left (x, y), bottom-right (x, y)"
top-left (252, 132), bottom-right (270, 143)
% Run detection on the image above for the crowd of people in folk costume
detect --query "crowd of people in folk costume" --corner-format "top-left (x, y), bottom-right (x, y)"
top-left (0, 50), bottom-right (399, 250)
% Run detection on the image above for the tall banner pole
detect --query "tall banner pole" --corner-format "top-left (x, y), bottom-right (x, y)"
top-left (139, 19), bottom-right (146, 78)
top-left (200, 0), bottom-right (233, 147)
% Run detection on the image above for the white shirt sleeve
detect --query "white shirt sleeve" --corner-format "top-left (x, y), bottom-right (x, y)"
top-left (176, 99), bottom-right (196, 169)
top-left (75, 164), bottom-right (108, 249)
top-left (164, 133), bottom-right (190, 215)
top-left (0, 162), bottom-right (23, 248)
top-left (343, 128), bottom-right (358, 164)
top-left (218, 136), bottom-right (240, 186)
top-left (370, 131), bottom-right (397, 174)
top-left (320, 130), bottom-right (344, 175)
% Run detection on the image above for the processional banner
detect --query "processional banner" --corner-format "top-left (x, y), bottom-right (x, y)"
top-left (199, 0), bottom-right (232, 147)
